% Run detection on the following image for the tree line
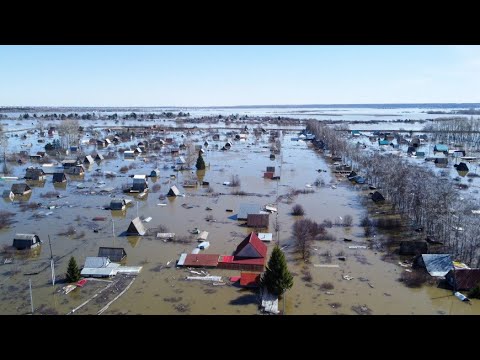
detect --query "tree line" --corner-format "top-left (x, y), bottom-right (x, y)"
top-left (307, 119), bottom-right (480, 267)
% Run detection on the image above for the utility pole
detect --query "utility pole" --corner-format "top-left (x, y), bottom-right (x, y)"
top-left (48, 235), bottom-right (55, 286)
top-left (29, 279), bottom-right (34, 314)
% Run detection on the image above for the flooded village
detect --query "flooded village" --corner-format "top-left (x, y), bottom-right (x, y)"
top-left (1, 107), bottom-right (480, 315)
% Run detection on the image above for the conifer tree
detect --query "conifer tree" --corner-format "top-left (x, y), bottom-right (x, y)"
top-left (65, 256), bottom-right (81, 283)
top-left (260, 245), bottom-right (293, 296)
top-left (196, 151), bottom-right (206, 170)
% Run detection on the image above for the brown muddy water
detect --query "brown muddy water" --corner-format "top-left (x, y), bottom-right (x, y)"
top-left (0, 130), bottom-right (479, 315)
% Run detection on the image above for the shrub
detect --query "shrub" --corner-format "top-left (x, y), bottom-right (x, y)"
top-left (320, 282), bottom-right (334, 290)
top-left (291, 204), bottom-right (305, 216)
top-left (468, 284), bottom-right (480, 299)
top-left (343, 215), bottom-right (353, 227)
top-left (119, 166), bottom-right (128, 173)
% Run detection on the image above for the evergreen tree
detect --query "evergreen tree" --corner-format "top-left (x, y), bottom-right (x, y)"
top-left (196, 151), bottom-right (206, 170)
top-left (65, 256), bottom-right (81, 283)
top-left (260, 245), bottom-right (293, 296)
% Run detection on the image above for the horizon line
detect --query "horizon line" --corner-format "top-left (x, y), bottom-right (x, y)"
top-left (1, 102), bottom-right (480, 109)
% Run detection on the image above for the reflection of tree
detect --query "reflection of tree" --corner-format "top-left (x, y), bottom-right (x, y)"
top-left (0, 125), bottom-right (8, 174)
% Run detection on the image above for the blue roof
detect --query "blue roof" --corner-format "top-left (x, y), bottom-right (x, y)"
top-left (435, 144), bottom-right (448, 152)
top-left (378, 140), bottom-right (390, 145)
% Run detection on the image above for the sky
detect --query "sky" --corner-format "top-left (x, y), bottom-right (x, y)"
top-left (1, 45), bottom-right (480, 107)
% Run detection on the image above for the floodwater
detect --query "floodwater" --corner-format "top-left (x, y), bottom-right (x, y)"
top-left (0, 126), bottom-right (479, 315)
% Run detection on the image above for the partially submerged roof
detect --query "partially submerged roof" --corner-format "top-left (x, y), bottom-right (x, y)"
top-left (235, 232), bottom-right (267, 259)
top-left (237, 203), bottom-right (262, 220)
top-left (247, 213), bottom-right (269, 228)
top-left (11, 183), bottom-right (32, 194)
top-left (84, 257), bottom-right (110, 268)
top-left (98, 247), bottom-right (127, 262)
top-left (167, 185), bottom-right (180, 197)
top-left (84, 155), bottom-right (94, 164)
top-left (258, 233), bottom-right (273, 242)
top-left (126, 217), bottom-right (146, 236)
top-left (182, 254), bottom-right (220, 267)
top-left (419, 254), bottom-right (453, 277)
top-left (240, 272), bottom-right (261, 287)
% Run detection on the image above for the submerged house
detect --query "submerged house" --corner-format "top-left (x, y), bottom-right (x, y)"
top-left (247, 213), bottom-right (269, 228)
top-left (132, 175), bottom-right (148, 192)
top-left (98, 247), bottom-right (127, 262)
top-left (415, 254), bottom-right (453, 277)
top-left (434, 158), bottom-right (448, 166)
top-left (24, 167), bottom-right (46, 181)
top-left (446, 268), bottom-right (480, 291)
top-left (52, 172), bottom-right (67, 183)
top-left (12, 234), bottom-right (41, 250)
top-left (237, 203), bottom-right (262, 221)
top-left (62, 159), bottom-right (79, 169)
top-left (150, 169), bottom-right (160, 177)
top-left (454, 162), bottom-right (469, 172)
top-left (95, 153), bottom-right (104, 161)
top-left (110, 198), bottom-right (128, 211)
top-left (84, 155), bottom-right (94, 165)
top-left (126, 217), bottom-right (146, 236)
top-left (124, 150), bottom-right (135, 159)
top-left (434, 144), bottom-right (449, 153)
top-left (2, 190), bottom-right (14, 201)
top-left (80, 256), bottom-right (120, 278)
top-left (167, 185), bottom-right (180, 197)
top-left (11, 183), bottom-right (32, 195)
top-left (371, 191), bottom-right (385, 202)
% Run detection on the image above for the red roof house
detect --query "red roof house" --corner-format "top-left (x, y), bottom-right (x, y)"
top-left (218, 232), bottom-right (267, 272)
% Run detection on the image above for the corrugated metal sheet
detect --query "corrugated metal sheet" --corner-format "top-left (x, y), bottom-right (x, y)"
top-left (98, 247), bottom-right (127, 262)
top-left (167, 185), bottom-right (180, 196)
top-left (447, 269), bottom-right (480, 290)
top-left (84, 257), bottom-right (110, 268)
top-left (237, 203), bottom-right (262, 220)
top-left (183, 254), bottom-right (220, 267)
top-left (177, 253), bottom-right (187, 266)
top-left (127, 217), bottom-right (146, 236)
top-left (116, 266), bottom-right (142, 274)
top-left (420, 254), bottom-right (453, 277)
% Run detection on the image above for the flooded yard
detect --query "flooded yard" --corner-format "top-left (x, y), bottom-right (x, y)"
top-left (0, 124), bottom-right (479, 315)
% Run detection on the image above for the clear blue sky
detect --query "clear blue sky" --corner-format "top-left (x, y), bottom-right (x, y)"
top-left (1, 45), bottom-right (479, 107)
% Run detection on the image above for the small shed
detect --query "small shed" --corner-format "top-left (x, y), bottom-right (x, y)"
top-left (95, 153), bottom-right (104, 161)
top-left (25, 168), bottom-right (46, 181)
top-left (264, 172), bottom-right (274, 179)
top-left (446, 268), bottom-right (480, 291)
top-left (98, 247), bottom-right (127, 262)
top-left (62, 159), bottom-right (78, 168)
top-left (66, 165), bottom-right (85, 175)
top-left (110, 199), bottom-right (127, 211)
top-left (167, 185), bottom-right (180, 197)
top-left (247, 213), bottom-right (269, 228)
top-left (266, 166), bottom-right (275, 173)
top-left (12, 234), bottom-right (41, 250)
top-left (434, 158), bottom-right (448, 165)
top-left (371, 191), bottom-right (385, 202)
top-left (378, 140), bottom-right (390, 146)
top-left (11, 183), bottom-right (32, 195)
top-left (150, 169), bottom-right (160, 177)
top-left (52, 172), bottom-right (67, 183)
top-left (399, 241), bottom-right (428, 256)
top-left (126, 217), bottom-right (146, 236)
top-left (84, 155), bottom-right (94, 165)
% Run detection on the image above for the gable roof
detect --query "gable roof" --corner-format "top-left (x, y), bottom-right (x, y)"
top-left (84, 155), bottom-right (94, 164)
top-left (11, 183), bottom-right (31, 194)
top-left (240, 272), bottom-right (261, 287)
top-left (371, 191), bottom-right (385, 202)
top-left (25, 168), bottom-right (45, 179)
top-left (126, 217), bottom-right (146, 236)
top-left (167, 185), bottom-right (180, 196)
top-left (419, 254), bottom-right (453, 277)
top-left (235, 232), bottom-right (267, 259)
top-left (434, 144), bottom-right (448, 152)
top-left (98, 247), bottom-right (127, 262)
top-left (95, 153), bottom-right (104, 161)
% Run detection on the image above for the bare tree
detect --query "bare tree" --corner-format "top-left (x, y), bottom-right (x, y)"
top-left (292, 218), bottom-right (325, 261)
top-left (57, 119), bottom-right (80, 149)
